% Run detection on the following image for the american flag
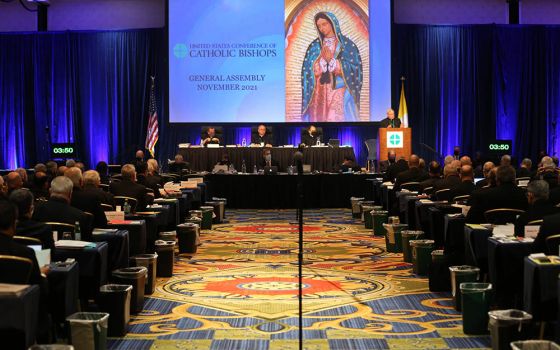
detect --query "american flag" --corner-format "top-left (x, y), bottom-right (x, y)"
top-left (145, 76), bottom-right (158, 157)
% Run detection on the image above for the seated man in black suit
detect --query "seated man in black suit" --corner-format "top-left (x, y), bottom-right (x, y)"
top-left (394, 155), bottom-right (429, 191)
top-left (0, 176), bottom-right (7, 199)
top-left (466, 165), bottom-right (528, 223)
top-left (202, 127), bottom-right (221, 146)
top-left (338, 156), bottom-right (361, 173)
top-left (448, 165), bottom-right (476, 201)
top-left (500, 154), bottom-right (512, 167)
top-left (379, 108), bottom-right (401, 128)
top-left (146, 159), bottom-right (163, 197)
top-left (534, 156), bottom-right (559, 187)
top-left (475, 161), bottom-right (496, 189)
top-left (258, 148), bottom-right (280, 170)
top-left (168, 154), bottom-right (189, 174)
top-left (300, 125), bottom-right (321, 147)
top-left (420, 161), bottom-right (441, 191)
top-left (95, 161), bottom-right (111, 185)
top-left (137, 162), bottom-right (161, 199)
top-left (433, 163), bottom-right (462, 194)
top-left (9, 189), bottom-right (54, 250)
top-left (65, 167), bottom-right (107, 229)
top-left (516, 158), bottom-right (533, 179)
top-left (515, 180), bottom-right (559, 237)
top-left (83, 170), bottom-right (114, 206)
top-left (251, 124), bottom-right (273, 147)
top-left (383, 156), bottom-right (409, 183)
top-left (30, 171), bottom-right (50, 200)
top-left (109, 164), bottom-right (150, 212)
top-left (379, 150), bottom-right (397, 173)
top-left (532, 211), bottom-right (560, 253)
top-left (33, 176), bottom-right (92, 240)
top-left (6, 171), bottom-right (23, 195)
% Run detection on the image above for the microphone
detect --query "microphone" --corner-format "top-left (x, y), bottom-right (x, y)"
top-left (294, 151), bottom-right (303, 175)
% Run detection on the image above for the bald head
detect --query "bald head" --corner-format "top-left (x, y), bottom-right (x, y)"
top-left (135, 150), bottom-right (144, 160)
top-left (483, 161), bottom-right (495, 178)
top-left (121, 164), bottom-right (137, 182)
top-left (64, 167), bottom-right (83, 188)
top-left (6, 172), bottom-right (23, 192)
top-left (443, 164), bottom-right (458, 178)
top-left (444, 155), bottom-right (454, 166)
top-left (460, 156), bottom-right (472, 166)
top-left (57, 166), bottom-right (68, 177)
top-left (460, 165), bottom-right (474, 181)
top-left (500, 154), bottom-right (512, 167)
top-left (15, 168), bottom-right (28, 184)
top-left (408, 155), bottom-right (420, 168)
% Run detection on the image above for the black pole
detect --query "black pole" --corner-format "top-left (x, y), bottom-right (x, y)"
top-left (507, 0), bottom-right (519, 25)
top-left (37, 3), bottom-right (48, 32)
top-left (294, 151), bottom-right (304, 350)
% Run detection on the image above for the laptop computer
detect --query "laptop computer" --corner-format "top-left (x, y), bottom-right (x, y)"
top-left (328, 139), bottom-right (340, 147)
top-left (302, 164), bottom-right (312, 173)
top-left (264, 166), bottom-right (278, 175)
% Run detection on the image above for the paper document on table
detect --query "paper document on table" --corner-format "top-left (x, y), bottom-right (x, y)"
top-left (105, 211), bottom-right (124, 222)
top-left (34, 249), bottom-right (51, 267)
top-left (93, 228), bottom-right (119, 235)
top-left (524, 225), bottom-right (540, 239)
top-left (55, 240), bottom-right (92, 248)
top-left (492, 224), bottom-right (515, 237)
top-left (466, 224), bottom-right (489, 230)
top-left (0, 283), bottom-right (30, 295)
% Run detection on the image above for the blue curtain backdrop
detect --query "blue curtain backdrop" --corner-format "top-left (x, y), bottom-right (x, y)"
top-left (2, 25), bottom-right (560, 169)
top-left (393, 24), bottom-right (560, 162)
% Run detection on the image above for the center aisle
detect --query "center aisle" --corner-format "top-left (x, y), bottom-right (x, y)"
top-left (108, 209), bottom-right (491, 350)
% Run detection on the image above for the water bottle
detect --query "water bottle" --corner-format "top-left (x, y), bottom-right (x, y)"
top-left (123, 199), bottom-right (131, 215)
top-left (241, 138), bottom-right (247, 147)
top-left (74, 220), bottom-right (81, 241)
top-left (241, 159), bottom-right (247, 174)
top-left (253, 165), bottom-right (257, 174)
top-left (316, 138), bottom-right (321, 146)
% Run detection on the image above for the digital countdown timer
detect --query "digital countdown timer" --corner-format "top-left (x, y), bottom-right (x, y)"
top-left (51, 143), bottom-right (76, 159)
top-left (487, 140), bottom-right (512, 153)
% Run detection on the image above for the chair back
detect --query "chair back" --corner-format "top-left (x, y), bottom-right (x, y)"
top-left (527, 219), bottom-right (543, 226)
top-left (364, 139), bottom-right (377, 161)
top-left (0, 255), bottom-right (33, 284)
top-left (400, 182), bottom-right (421, 192)
top-left (13, 236), bottom-right (42, 248)
top-left (99, 184), bottom-right (110, 192)
top-left (423, 186), bottom-right (434, 195)
top-left (483, 208), bottom-right (525, 224)
top-left (434, 188), bottom-right (452, 201)
top-left (108, 164), bottom-right (122, 175)
top-left (101, 203), bottom-right (114, 212)
top-left (452, 195), bottom-right (470, 204)
top-left (545, 234), bottom-right (560, 255)
top-left (46, 222), bottom-right (76, 240)
top-left (114, 196), bottom-right (138, 212)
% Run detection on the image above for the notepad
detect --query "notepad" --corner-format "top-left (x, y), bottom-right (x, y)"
top-left (55, 240), bottom-right (93, 248)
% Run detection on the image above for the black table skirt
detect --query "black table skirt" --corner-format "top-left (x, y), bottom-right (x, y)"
top-left (91, 230), bottom-right (129, 274)
top-left (179, 147), bottom-right (356, 172)
top-left (524, 257), bottom-right (560, 321)
top-left (204, 173), bottom-right (378, 209)
top-left (47, 261), bottom-right (79, 324)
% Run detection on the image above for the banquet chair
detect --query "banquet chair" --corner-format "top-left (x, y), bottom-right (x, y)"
top-left (434, 188), bottom-right (452, 201)
top-left (545, 234), bottom-right (560, 255)
top-left (483, 208), bottom-right (525, 224)
top-left (114, 196), bottom-right (138, 212)
top-left (13, 236), bottom-right (42, 248)
top-left (452, 195), bottom-right (470, 204)
top-left (99, 184), bottom-right (110, 192)
top-left (108, 164), bottom-right (122, 175)
top-left (400, 182), bottom-right (422, 192)
top-left (423, 187), bottom-right (434, 195)
top-left (101, 203), bottom-right (114, 212)
top-left (0, 255), bottom-right (33, 284)
top-left (45, 222), bottom-right (75, 241)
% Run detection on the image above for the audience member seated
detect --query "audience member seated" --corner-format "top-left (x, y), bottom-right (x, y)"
top-left (15, 168), bottom-right (29, 188)
top-left (9, 189), bottom-right (54, 250)
top-left (517, 158), bottom-right (533, 179)
top-left (75, 162), bottom-right (86, 173)
top-left (514, 180), bottom-right (559, 237)
top-left (201, 127), bottom-right (221, 146)
top-left (258, 148), bottom-right (280, 170)
top-left (394, 155), bottom-right (428, 191)
top-left (448, 165), bottom-right (476, 200)
top-left (476, 162), bottom-right (496, 189)
top-left (6, 171), bottom-right (23, 194)
top-left (379, 150), bottom-right (397, 173)
top-left (420, 161), bottom-right (441, 190)
top-left (65, 167), bottom-right (107, 228)
top-left (109, 164), bottom-right (150, 211)
top-left (30, 171), bottom-right (49, 200)
top-left (500, 154), bottom-right (512, 167)
top-left (534, 156), bottom-right (559, 188)
top-left (466, 165), bottom-right (528, 223)
top-left (146, 159), bottom-right (163, 187)
top-left (300, 125), bottom-right (322, 147)
top-left (532, 211), bottom-right (560, 253)
top-left (33, 176), bottom-right (91, 239)
top-left (65, 159), bottom-right (76, 168)
top-left (338, 156), bottom-right (361, 173)
top-left (251, 124), bottom-right (273, 147)
top-left (83, 170), bottom-right (114, 206)
top-left (137, 161), bottom-right (162, 198)
top-left (32, 163), bottom-right (47, 182)
top-left (45, 160), bottom-right (58, 181)
top-left (216, 153), bottom-right (231, 167)
top-left (0, 176), bottom-right (7, 199)
top-left (56, 165), bottom-right (68, 177)
top-left (444, 155), bottom-right (454, 166)
top-left (383, 156), bottom-right (409, 183)
top-left (168, 154), bottom-right (189, 174)
top-left (95, 161), bottom-right (111, 185)
top-left (433, 164), bottom-right (461, 194)
top-left (459, 156), bottom-right (472, 166)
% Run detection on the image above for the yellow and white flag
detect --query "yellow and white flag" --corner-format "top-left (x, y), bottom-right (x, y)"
top-left (398, 79), bottom-right (409, 128)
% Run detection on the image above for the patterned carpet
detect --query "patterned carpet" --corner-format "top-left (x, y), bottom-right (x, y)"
top-left (108, 209), bottom-right (491, 350)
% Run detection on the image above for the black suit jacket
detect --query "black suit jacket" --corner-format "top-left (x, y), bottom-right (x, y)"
top-left (475, 178), bottom-right (490, 190)
top-left (466, 183), bottom-right (528, 224)
top-left (420, 176), bottom-right (441, 191)
top-left (109, 179), bottom-right (149, 211)
top-left (394, 167), bottom-right (429, 191)
top-left (533, 212), bottom-right (560, 253)
top-left (142, 174), bottom-right (163, 199)
top-left (448, 180), bottom-right (476, 201)
top-left (379, 160), bottom-right (395, 173)
top-left (550, 186), bottom-right (560, 205)
top-left (251, 133), bottom-right (273, 146)
top-left (516, 167), bottom-right (532, 179)
top-left (0, 233), bottom-right (43, 285)
top-left (433, 175), bottom-right (462, 193)
top-left (384, 159), bottom-right (409, 182)
top-left (168, 162), bottom-right (189, 174)
top-left (82, 184), bottom-right (114, 206)
top-left (16, 218), bottom-right (55, 250)
top-left (380, 117), bottom-right (401, 128)
top-left (33, 197), bottom-right (92, 240)
top-left (301, 133), bottom-right (320, 147)
top-left (71, 187), bottom-right (108, 228)
top-left (514, 200), bottom-right (559, 237)
top-left (258, 158), bottom-right (280, 170)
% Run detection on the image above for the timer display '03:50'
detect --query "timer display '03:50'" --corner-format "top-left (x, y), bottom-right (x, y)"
top-left (52, 147), bottom-right (74, 154)
top-left (488, 143), bottom-right (510, 151)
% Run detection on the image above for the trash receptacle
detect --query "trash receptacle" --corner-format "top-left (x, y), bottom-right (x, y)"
top-left (155, 240), bottom-right (175, 277)
top-left (460, 282), bottom-right (493, 335)
top-left (111, 267), bottom-right (147, 314)
top-left (362, 205), bottom-right (376, 229)
top-left (429, 250), bottom-right (451, 292)
top-left (383, 223), bottom-right (408, 253)
top-left (350, 197), bottom-right (365, 218)
top-left (212, 197), bottom-right (227, 220)
top-left (158, 231), bottom-right (176, 242)
top-left (372, 210), bottom-right (389, 237)
top-left (98, 284), bottom-right (132, 337)
top-left (510, 340), bottom-right (560, 350)
top-left (205, 201), bottom-right (222, 224)
top-left (176, 223), bottom-right (199, 254)
top-left (130, 253), bottom-right (158, 295)
top-left (359, 201), bottom-right (375, 222)
top-left (410, 239), bottom-right (435, 275)
top-left (449, 265), bottom-right (480, 311)
top-left (200, 206), bottom-right (214, 230)
top-left (488, 309), bottom-right (533, 350)
top-left (401, 230), bottom-right (425, 263)
top-left (66, 312), bottom-right (108, 350)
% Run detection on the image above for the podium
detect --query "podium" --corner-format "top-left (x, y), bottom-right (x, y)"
top-left (377, 128), bottom-right (412, 162)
